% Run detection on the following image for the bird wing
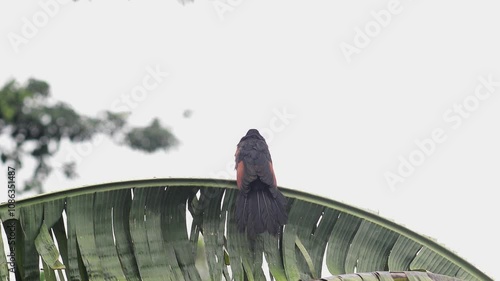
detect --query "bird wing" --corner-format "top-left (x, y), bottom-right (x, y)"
top-left (235, 139), bottom-right (277, 191)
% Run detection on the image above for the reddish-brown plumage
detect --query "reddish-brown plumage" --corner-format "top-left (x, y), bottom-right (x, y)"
top-left (236, 161), bottom-right (245, 190)
top-left (234, 129), bottom-right (288, 238)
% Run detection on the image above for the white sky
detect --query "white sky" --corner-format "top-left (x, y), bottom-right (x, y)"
top-left (1, 0), bottom-right (499, 279)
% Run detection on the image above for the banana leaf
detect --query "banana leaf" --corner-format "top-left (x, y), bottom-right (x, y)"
top-left (313, 270), bottom-right (466, 281)
top-left (0, 178), bottom-right (492, 281)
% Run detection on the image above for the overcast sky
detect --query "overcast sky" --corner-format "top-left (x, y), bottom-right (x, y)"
top-left (1, 0), bottom-right (499, 279)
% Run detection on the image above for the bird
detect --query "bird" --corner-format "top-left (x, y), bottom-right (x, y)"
top-left (234, 129), bottom-right (288, 238)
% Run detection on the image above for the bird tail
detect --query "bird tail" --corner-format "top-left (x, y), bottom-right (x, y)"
top-left (235, 181), bottom-right (288, 238)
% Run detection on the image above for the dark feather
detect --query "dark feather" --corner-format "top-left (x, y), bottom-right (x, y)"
top-left (234, 129), bottom-right (288, 238)
top-left (235, 179), bottom-right (288, 238)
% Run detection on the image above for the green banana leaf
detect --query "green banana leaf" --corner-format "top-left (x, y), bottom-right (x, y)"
top-left (0, 178), bottom-right (492, 281)
top-left (313, 270), bottom-right (466, 281)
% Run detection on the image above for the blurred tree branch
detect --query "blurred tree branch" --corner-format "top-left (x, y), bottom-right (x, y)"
top-left (0, 78), bottom-right (179, 194)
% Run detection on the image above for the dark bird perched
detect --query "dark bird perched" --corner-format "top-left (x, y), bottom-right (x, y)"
top-left (234, 129), bottom-right (288, 238)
